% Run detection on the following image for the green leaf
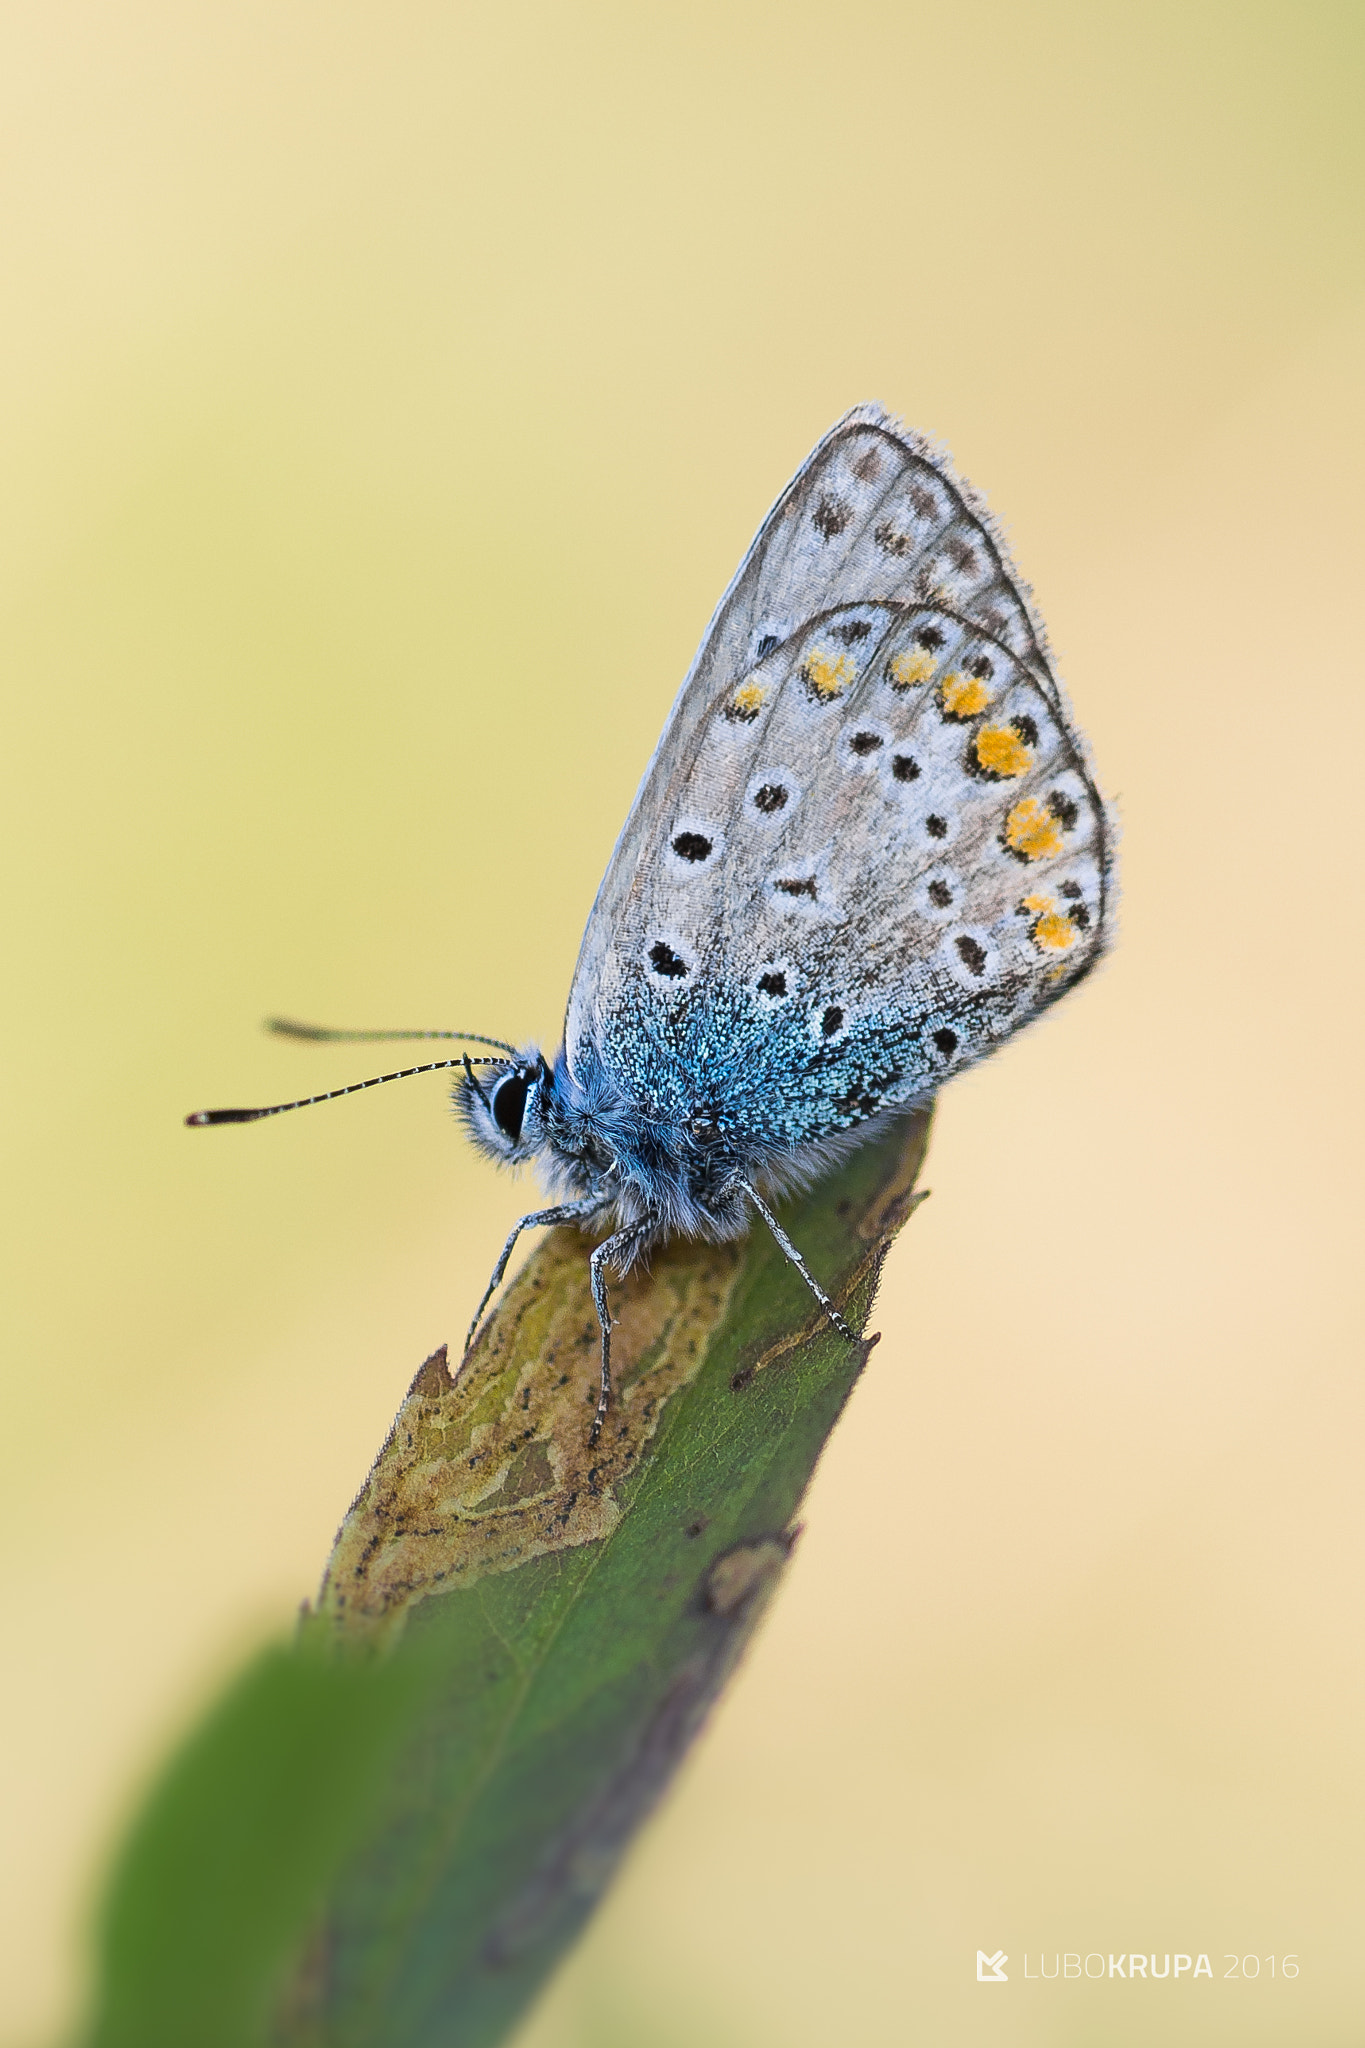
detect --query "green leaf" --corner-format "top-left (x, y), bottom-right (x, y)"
top-left (83, 1110), bottom-right (931, 2048)
top-left (86, 1643), bottom-right (428, 2048)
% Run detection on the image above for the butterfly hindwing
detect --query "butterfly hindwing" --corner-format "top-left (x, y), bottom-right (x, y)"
top-left (565, 407), bottom-right (1112, 1151)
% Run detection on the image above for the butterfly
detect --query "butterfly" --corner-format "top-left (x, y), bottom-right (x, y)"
top-left (189, 404), bottom-right (1113, 1439)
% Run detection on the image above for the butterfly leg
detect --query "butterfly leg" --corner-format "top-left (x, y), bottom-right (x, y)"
top-left (736, 1178), bottom-right (856, 1344)
top-left (465, 1197), bottom-right (606, 1355)
top-left (587, 1221), bottom-right (654, 1445)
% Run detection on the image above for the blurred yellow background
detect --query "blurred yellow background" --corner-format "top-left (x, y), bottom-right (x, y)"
top-left (2, 5), bottom-right (1362, 2044)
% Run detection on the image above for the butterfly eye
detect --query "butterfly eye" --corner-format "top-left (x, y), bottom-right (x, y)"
top-left (491, 1071), bottom-right (533, 1142)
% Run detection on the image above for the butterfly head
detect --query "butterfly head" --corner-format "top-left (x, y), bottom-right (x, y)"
top-left (456, 1048), bottom-right (553, 1166)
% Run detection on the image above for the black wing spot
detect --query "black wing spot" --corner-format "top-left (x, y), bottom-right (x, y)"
top-left (932, 1026), bottom-right (958, 1057)
top-left (821, 1005), bottom-right (845, 1036)
top-left (753, 783), bottom-right (788, 814)
top-left (914, 623), bottom-right (946, 650)
top-left (948, 539), bottom-right (977, 576)
top-left (926, 813), bottom-right (949, 839)
top-left (758, 969), bottom-right (787, 997)
top-left (852, 447), bottom-right (882, 482)
top-left (1060, 879), bottom-right (1082, 899)
top-left (928, 879), bottom-right (952, 908)
top-left (892, 754), bottom-right (920, 782)
top-left (1070, 903), bottom-right (1091, 930)
top-left (832, 618), bottom-right (872, 644)
top-left (967, 652), bottom-right (995, 681)
top-left (849, 731), bottom-right (883, 755)
top-left (813, 493), bottom-right (852, 538)
top-left (1013, 713), bottom-right (1039, 745)
top-left (671, 831), bottom-right (713, 862)
top-left (1048, 791), bottom-right (1080, 829)
top-left (874, 520), bottom-right (913, 558)
top-left (775, 876), bottom-right (817, 899)
top-left (910, 486), bottom-right (938, 521)
top-left (956, 935), bottom-right (987, 975)
top-left (756, 633), bottom-right (781, 659)
top-left (648, 941), bottom-right (688, 979)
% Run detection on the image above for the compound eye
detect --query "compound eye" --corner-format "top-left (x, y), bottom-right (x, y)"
top-left (491, 1070), bottom-right (531, 1143)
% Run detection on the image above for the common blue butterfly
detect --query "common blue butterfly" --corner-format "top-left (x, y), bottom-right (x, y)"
top-left (190, 405), bottom-right (1113, 1438)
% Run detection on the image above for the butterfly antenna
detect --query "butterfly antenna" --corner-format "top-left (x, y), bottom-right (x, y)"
top-left (186, 1057), bottom-right (505, 1127)
top-left (462, 1053), bottom-right (492, 1111)
top-left (267, 1018), bottom-right (520, 1057)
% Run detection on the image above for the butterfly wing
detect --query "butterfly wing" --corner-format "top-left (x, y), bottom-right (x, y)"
top-left (564, 405), bottom-right (1112, 1151)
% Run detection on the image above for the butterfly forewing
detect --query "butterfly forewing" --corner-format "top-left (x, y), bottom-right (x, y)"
top-left (565, 406), bottom-right (1111, 1151)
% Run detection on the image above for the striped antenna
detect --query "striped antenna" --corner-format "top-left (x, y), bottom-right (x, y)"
top-left (185, 1055), bottom-right (506, 1128)
top-left (267, 1017), bottom-right (519, 1057)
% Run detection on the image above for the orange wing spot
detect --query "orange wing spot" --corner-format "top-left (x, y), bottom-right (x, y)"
top-left (1032, 909), bottom-right (1076, 951)
top-left (939, 671), bottom-right (991, 719)
top-left (727, 677), bottom-right (768, 721)
top-left (1005, 796), bottom-right (1063, 861)
top-left (1021, 891), bottom-right (1053, 914)
top-left (801, 648), bottom-right (857, 700)
top-left (887, 648), bottom-right (935, 691)
top-left (975, 723), bottom-right (1033, 777)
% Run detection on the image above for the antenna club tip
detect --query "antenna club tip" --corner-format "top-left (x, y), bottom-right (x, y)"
top-left (185, 1111), bottom-right (211, 1126)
